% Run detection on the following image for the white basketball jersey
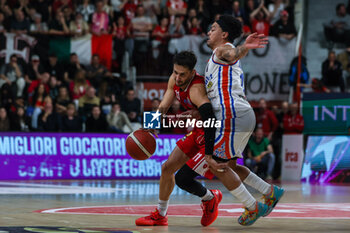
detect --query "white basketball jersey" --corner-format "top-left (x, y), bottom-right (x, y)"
top-left (205, 43), bottom-right (252, 120)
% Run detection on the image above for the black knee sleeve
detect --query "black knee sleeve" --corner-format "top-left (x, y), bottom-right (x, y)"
top-left (175, 164), bottom-right (207, 198)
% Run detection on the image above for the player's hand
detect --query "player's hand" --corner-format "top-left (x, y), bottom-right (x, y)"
top-left (244, 32), bottom-right (268, 50)
top-left (205, 154), bottom-right (229, 173)
top-left (144, 128), bottom-right (159, 138)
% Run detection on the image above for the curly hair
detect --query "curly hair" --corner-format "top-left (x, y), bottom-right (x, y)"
top-left (216, 15), bottom-right (242, 42)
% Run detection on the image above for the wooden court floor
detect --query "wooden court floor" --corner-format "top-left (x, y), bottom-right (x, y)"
top-left (1, 180), bottom-right (350, 233)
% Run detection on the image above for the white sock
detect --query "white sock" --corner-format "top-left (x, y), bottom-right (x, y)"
top-left (201, 189), bottom-right (214, 201)
top-left (229, 183), bottom-right (256, 211)
top-left (243, 171), bottom-right (271, 195)
top-left (157, 199), bottom-right (169, 216)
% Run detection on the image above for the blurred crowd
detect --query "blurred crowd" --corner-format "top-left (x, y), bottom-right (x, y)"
top-left (0, 0), bottom-right (298, 134)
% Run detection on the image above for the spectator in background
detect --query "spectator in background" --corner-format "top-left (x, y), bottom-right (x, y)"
top-left (38, 100), bottom-right (59, 131)
top-left (102, 0), bottom-right (114, 18)
top-left (0, 54), bottom-right (26, 98)
top-left (65, 53), bottom-right (85, 84)
top-left (268, 0), bottom-right (288, 25)
top-left (100, 93), bottom-right (116, 115)
top-left (255, 98), bottom-right (279, 140)
top-left (194, 0), bottom-right (210, 31)
top-left (25, 54), bottom-right (46, 84)
top-left (0, 84), bottom-right (14, 112)
top-left (52, 0), bottom-right (74, 16)
top-left (271, 10), bottom-right (297, 40)
top-left (107, 102), bottom-right (133, 133)
top-left (250, 0), bottom-right (271, 36)
top-left (45, 53), bottom-right (65, 84)
top-left (185, 8), bottom-right (197, 32)
top-left (310, 78), bottom-right (330, 93)
top-left (110, 0), bottom-right (125, 18)
top-left (62, 5), bottom-right (73, 25)
top-left (243, 0), bottom-right (257, 26)
top-left (237, 16), bottom-right (251, 38)
top-left (0, 106), bottom-right (10, 131)
top-left (69, 69), bottom-right (91, 101)
top-left (0, 12), bottom-right (6, 33)
top-left (121, 89), bottom-right (141, 122)
top-left (0, 0), bottom-right (12, 29)
top-left (122, 0), bottom-right (137, 25)
top-left (116, 72), bottom-right (133, 100)
top-left (322, 51), bottom-right (345, 92)
top-left (11, 106), bottom-right (30, 131)
top-left (131, 4), bottom-right (152, 74)
top-left (48, 10), bottom-right (70, 36)
top-left (246, 127), bottom-right (275, 180)
top-left (60, 103), bottom-right (82, 132)
top-left (30, 84), bottom-right (49, 129)
top-left (77, 0), bottom-right (95, 22)
top-left (151, 98), bottom-right (160, 111)
top-left (337, 46), bottom-right (350, 90)
top-left (48, 76), bottom-right (60, 100)
top-left (85, 105), bottom-right (108, 132)
top-left (167, 0), bottom-right (188, 24)
top-left (90, 0), bottom-right (110, 36)
top-left (78, 86), bottom-right (100, 119)
top-left (26, 5), bottom-right (38, 24)
top-left (270, 10), bottom-right (296, 40)
top-left (55, 86), bottom-right (71, 115)
top-left (187, 16), bottom-right (203, 35)
top-left (225, 0), bottom-right (246, 20)
top-left (70, 12), bottom-right (90, 38)
top-left (10, 9), bottom-right (30, 35)
top-left (152, 16), bottom-right (171, 75)
top-left (168, 14), bottom-right (186, 38)
top-left (271, 101), bottom-right (289, 179)
top-left (112, 15), bottom-right (129, 72)
top-left (31, 0), bottom-right (51, 23)
top-left (29, 13), bottom-right (48, 35)
top-left (283, 102), bottom-right (304, 134)
top-left (86, 54), bottom-right (113, 91)
top-left (27, 72), bottom-right (50, 98)
top-left (141, 0), bottom-right (161, 25)
top-left (327, 3), bottom-right (350, 44)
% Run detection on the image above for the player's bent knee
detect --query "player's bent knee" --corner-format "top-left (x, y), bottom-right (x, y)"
top-left (175, 172), bottom-right (187, 189)
top-left (161, 162), bottom-right (176, 176)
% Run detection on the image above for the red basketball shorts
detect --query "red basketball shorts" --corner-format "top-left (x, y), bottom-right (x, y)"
top-left (176, 128), bottom-right (214, 179)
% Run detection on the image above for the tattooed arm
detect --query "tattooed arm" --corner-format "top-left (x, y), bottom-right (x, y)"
top-left (215, 32), bottom-right (269, 63)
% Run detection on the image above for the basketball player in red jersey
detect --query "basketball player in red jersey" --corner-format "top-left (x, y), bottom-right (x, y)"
top-left (135, 51), bottom-right (222, 226)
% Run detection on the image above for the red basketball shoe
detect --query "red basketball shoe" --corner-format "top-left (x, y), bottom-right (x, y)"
top-left (135, 209), bottom-right (168, 226)
top-left (200, 189), bottom-right (223, 226)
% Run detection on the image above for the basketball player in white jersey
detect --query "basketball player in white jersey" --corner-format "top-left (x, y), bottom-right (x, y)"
top-left (203, 15), bottom-right (285, 226)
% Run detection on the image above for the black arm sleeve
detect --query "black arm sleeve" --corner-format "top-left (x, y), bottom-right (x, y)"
top-left (198, 103), bottom-right (216, 155)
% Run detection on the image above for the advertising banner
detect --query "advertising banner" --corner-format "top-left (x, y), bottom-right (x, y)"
top-left (302, 93), bottom-right (350, 135)
top-left (281, 134), bottom-right (304, 181)
top-left (168, 36), bottom-right (295, 101)
top-left (137, 82), bottom-right (168, 111)
top-left (301, 136), bottom-right (350, 183)
top-left (0, 133), bottom-right (182, 180)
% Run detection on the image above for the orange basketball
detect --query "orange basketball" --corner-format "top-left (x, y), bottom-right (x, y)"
top-left (126, 129), bottom-right (156, 160)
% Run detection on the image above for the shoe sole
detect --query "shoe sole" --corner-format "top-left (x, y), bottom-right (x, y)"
top-left (135, 221), bottom-right (168, 226)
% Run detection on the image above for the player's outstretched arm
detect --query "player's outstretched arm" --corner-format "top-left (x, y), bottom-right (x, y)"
top-left (216, 32), bottom-right (268, 63)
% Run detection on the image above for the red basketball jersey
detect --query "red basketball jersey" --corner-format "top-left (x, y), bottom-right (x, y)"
top-left (173, 73), bottom-right (204, 110)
